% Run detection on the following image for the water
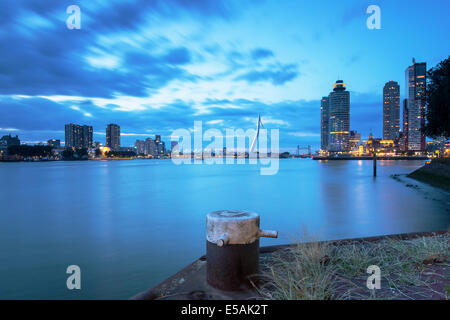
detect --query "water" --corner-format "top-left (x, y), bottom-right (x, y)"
top-left (0, 159), bottom-right (448, 299)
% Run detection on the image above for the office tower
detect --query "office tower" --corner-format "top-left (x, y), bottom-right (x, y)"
top-left (383, 81), bottom-right (400, 140)
top-left (402, 99), bottom-right (408, 151)
top-left (65, 124), bottom-right (93, 149)
top-left (106, 124), bottom-right (120, 151)
top-left (157, 141), bottom-right (166, 156)
top-left (82, 125), bottom-right (93, 149)
top-left (405, 59), bottom-right (426, 151)
top-left (155, 135), bottom-right (161, 143)
top-left (146, 138), bottom-right (158, 156)
top-left (328, 80), bottom-right (350, 152)
top-left (135, 140), bottom-right (146, 155)
top-left (135, 138), bottom-right (158, 157)
top-left (320, 97), bottom-right (329, 151)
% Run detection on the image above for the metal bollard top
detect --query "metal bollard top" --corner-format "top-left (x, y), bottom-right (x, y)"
top-left (206, 210), bottom-right (278, 246)
top-left (208, 209), bottom-right (259, 220)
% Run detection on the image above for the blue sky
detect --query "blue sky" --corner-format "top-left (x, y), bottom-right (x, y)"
top-left (0, 0), bottom-right (449, 151)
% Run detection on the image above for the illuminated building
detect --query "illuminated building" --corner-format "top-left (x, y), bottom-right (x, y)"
top-left (320, 96), bottom-right (329, 151)
top-left (65, 123), bottom-right (93, 149)
top-left (405, 58), bottom-right (426, 151)
top-left (349, 131), bottom-right (361, 151)
top-left (383, 81), bottom-right (400, 140)
top-left (401, 98), bottom-right (408, 151)
top-left (157, 141), bottom-right (166, 156)
top-left (106, 124), bottom-right (121, 151)
top-left (135, 140), bottom-right (146, 155)
top-left (328, 80), bottom-right (350, 152)
top-left (135, 135), bottom-right (163, 157)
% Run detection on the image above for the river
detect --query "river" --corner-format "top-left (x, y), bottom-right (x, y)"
top-left (0, 159), bottom-right (448, 299)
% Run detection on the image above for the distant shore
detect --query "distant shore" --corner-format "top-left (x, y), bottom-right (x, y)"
top-left (408, 158), bottom-right (450, 192)
top-left (313, 156), bottom-right (429, 161)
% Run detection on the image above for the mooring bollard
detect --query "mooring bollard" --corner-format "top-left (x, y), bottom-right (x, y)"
top-left (373, 152), bottom-right (377, 177)
top-left (206, 210), bottom-right (278, 291)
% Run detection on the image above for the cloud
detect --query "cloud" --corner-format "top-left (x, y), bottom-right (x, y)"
top-left (0, 0), bottom-right (234, 98)
top-left (235, 63), bottom-right (300, 85)
top-left (0, 94), bottom-right (322, 147)
top-left (341, 2), bottom-right (369, 26)
top-left (288, 131), bottom-right (320, 137)
top-left (250, 48), bottom-right (274, 60)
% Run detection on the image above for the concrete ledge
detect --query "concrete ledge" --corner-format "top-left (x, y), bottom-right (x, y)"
top-left (131, 230), bottom-right (449, 300)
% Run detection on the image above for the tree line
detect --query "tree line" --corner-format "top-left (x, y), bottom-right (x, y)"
top-left (424, 56), bottom-right (450, 138)
top-left (7, 145), bottom-right (53, 157)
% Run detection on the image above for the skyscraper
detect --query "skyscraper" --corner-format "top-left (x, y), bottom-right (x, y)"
top-left (320, 96), bottom-right (329, 151)
top-left (65, 124), bottom-right (93, 149)
top-left (106, 124), bottom-right (120, 151)
top-left (405, 59), bottom-right (426, 151)
top-left (328, 80), bottom-right (350, 152)
top-left (402, 98), bottom-right (408, 151)
top-left (383, 81), bottom-right (400, 141)
top-left (134, 137), bottom-right (158, 157)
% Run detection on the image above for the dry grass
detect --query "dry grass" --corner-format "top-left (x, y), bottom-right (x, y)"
top-left (257, 232), bottom-right (449, 300)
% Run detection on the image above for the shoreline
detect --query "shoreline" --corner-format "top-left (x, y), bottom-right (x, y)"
top-left (313, 156), bottom-right (428, 161)
top-left (407, 158), bottom-right (450, 192)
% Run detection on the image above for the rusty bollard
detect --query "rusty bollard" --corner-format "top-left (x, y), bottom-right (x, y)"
top-left (206, 210), bottom-right (278, 291)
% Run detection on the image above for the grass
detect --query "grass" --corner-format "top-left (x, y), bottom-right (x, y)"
top-left (408, 170), bottom-right (450, 192)
top-left (407, 157), bottom-right (450, 192)
top-left (257, 232), bottom-right (449, 300)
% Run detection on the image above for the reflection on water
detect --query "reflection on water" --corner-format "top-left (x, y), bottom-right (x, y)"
top-left (0, 159), bottom-right (448, 299)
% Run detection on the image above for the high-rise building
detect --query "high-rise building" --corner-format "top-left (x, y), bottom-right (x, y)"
top-left (65, 124), bottom-right (93, 149)
top-left (135, 137), bottom-right (159, 157)
top-left (320, 96), bottom-right (329, 151)
top-left (106, 124), bottom-right (120, 151)
top-left (134, 140), bottom-right (145, 155)
top-left (82, 126), bottom-right (93, 149)
top-left (383, 81), bottom-right (400, 140)
top-left (402, 98), bottom-right (408, 151)
top-left (155, 135), bottom-right (161, 143)
top-left (157, 141), bottom-right (166, 156)
top-left (405, 59), bottom-right (426, 151)
top-left (328, 80), bottom-right (350, 152)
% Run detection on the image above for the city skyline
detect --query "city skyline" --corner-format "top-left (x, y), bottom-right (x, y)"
top-left (0, 65), bottom-right (438, 153)
top-left (0, 1), bottom-right (449, 150)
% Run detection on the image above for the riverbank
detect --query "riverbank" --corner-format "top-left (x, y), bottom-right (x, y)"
top-left (313, 156), bottom-right (429, 160)
top-left (408, 158), bottom-right (450, 192)
top-left (133, 231), bottom-right (449, 300)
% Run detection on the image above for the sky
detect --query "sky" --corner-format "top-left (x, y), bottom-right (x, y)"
top-left (0, 0), bottom-right (449, 152)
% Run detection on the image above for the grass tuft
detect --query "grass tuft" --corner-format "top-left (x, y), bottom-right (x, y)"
top-left (258, 232), bottom-right (449, 300)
